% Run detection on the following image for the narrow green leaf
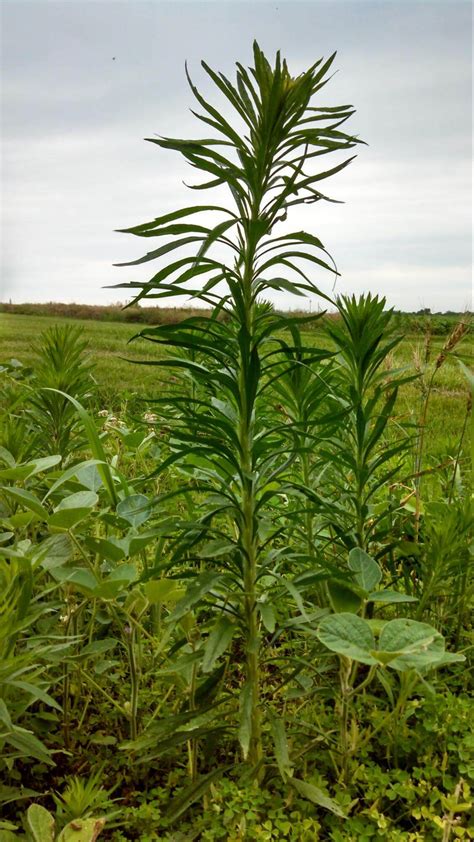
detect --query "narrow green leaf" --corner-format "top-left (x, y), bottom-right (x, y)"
top-left (290, 778), bottom-right (345, 818)
top-left (167, 572), bottom-right (222, 622)
top-left (2, 487), bottom-right (48, 520)
top-left (43, 391), bottom-right (122, 506)
top-left (269, 714), bottom-right (294, 781)
top-left (202, 617), bottom-right (236, 673)
top-left (259, 601), bottom-right (276, 633)
top-left (238, 680), bottom-right (253, 760)
top-left (166, 767), bottom-right (230, 824)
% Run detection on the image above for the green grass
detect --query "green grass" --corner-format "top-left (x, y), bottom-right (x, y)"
top-left (1, 311), bottom-right (471, 467)
top-left (0, 313), bottom-right (165, 403)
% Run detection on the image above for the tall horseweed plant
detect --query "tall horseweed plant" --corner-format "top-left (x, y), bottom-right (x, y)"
top-left (114, 40), bottom-right (464, 793)
top-left (114, 43), bottom-right (362, 773)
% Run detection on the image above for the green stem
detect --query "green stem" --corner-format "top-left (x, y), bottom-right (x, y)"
top-left (126, 626), bottom-right (139, 740)
top-left (187, 633), bottom-right (199, 783)
top-left (78, 667), bottom-right (126, 715)
top-left (237, 229), bottom-right (263, 772)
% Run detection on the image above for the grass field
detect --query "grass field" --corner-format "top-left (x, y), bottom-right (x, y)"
top-left (1, 310), bottom-right (471, 467)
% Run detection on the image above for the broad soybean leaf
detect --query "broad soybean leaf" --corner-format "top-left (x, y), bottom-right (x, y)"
top-left (55, 491), bottom-right (98, 510)
top-left (202, 616), bottom-right (236, 673)
top-left (379, 619), bottom-right (438, 655)
top-left (32, 533), bottom-right (73, 571)
top-left (84, 536), bottom-right (128, 562)
top-left (73, 462), bottom-right (104, 492)
top-left (317, 613), bottom-right (377, 665)
top-left (91, 562), bottom-right (137, 599)
top-left (49, 491), bottom-right (98, 530)
top-left (238, 679), bottom-right (253, 761)
top-left (108, 562), bottom-right (137, 583)
top-left (4, 512), bottom-right (38, 530)
top-left (48, 509), bottom-right (92, 531)
top-left (117, 494), bottom-right (151, 527)
top-left (290, 778), bottom-right (345, 818)
top-left (167, 572), bottom-right (222, 623)
top-left (128, 530), bottom-right (162, 556)
top-left (348, 547), bottom-right (381, 592)
top-left (44, 459), bottom-right (105, 500)
top-left (269, 714), bottom-right (294, 781)
top-left (2, 487), bottom-right (48, 520)
top-left (379, 619), bottom-right (464, 672)
top-left (51, 566), bottom-right (98, 593)
top-left (327, 579), bottom-right (363, 613)
top-left (0, 455), bottom-right (61, 483)
top-left (144, 578), bottom-right (182, 604)
top-left (92, 579), bottom-right (131, 601)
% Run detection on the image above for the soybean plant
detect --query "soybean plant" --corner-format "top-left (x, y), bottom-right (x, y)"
top-left (114, 43), bottom-right (361, 770)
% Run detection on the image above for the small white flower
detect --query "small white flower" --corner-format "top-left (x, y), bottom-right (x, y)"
top-left (98, 409), bottom-right (108, 417)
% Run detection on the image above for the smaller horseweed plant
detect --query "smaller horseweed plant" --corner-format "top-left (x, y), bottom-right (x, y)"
top-left (0, 42), bottom-right (471, 840)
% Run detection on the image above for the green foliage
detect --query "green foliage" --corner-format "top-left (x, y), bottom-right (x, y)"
top-left (28, 326), bottom-right (96, 457)
top-left (0, 40), bottom-right (471, 842)
top-left (317, 613), bottom-right (463, 670)
top-left (112, 39), bottom-right (362, 772)
top-left (26, 804), bottom-right (105, 842)
top-left (52, 771), bottom-right (119, 825)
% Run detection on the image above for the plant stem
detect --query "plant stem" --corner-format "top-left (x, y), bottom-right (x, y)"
top-left (187, 630), bottom-right (199, 783)
top-left (126, 626), bottom-right (139, 740)
top-left (237, 224), bottom-right (263, 771)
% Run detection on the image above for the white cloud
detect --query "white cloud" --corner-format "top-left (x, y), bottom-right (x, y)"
top-left (1, 0), bottom-right (471, 311)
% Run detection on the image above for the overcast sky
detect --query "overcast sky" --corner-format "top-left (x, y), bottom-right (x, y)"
top-left (1, 0), bottom-right (472, 312)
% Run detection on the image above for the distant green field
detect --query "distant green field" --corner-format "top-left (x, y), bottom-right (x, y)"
top-left (1, 311), bottom-right (471, 468)
top-left (1, 313), bottom-right (165, 401)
